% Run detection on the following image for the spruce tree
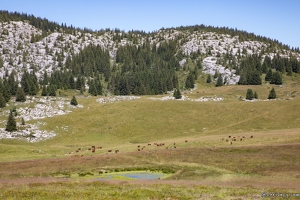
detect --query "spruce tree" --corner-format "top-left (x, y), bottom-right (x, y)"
top-left (270, 71), bottom-right (282, 85)
top-left (173, 88), bottom-right (182, 99)
top-left (5, 111), bottom-right (17, 132)
top-left (41, 85), bottom-right (47, 96)
top-left (246, 89), bottom-right (254, 100)
top-left (70, 95), bottom-right (78, 106)
top-left (16, 87), bottom-right (26, 102)
top-left (48, 85), bottom-right (56, 96)
top-left (254, 91), bottom-right (258, 99)
top-left (265, 68), bottom-right (273, 81)
top-left (215, 74), bottom-right (223, 87)
top-left (206, 74), bottom-right (212, 83)
top-left (21, 117), bottom-right (25, 125)
top-left (0, 93), bottom-right (6, 108)
top-left (268, 88), bottom-right (277, 99)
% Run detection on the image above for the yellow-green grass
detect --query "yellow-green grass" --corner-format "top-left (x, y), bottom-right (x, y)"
top-left (0, 74), bottom-right (300, 198)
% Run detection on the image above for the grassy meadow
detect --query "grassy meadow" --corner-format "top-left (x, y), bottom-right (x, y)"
top-left (0, 74), bottom-right (300, 199)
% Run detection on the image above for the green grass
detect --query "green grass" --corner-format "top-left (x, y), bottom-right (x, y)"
top-left (0, 74), bottom-right (300, 198)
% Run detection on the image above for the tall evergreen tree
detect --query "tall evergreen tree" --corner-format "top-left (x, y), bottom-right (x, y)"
top-left (185, 73), bottom-right (195, 89)
top-left (5, 111), bottom-right (17, 132)
top-left (246, 89), bottom-right (254, 100)
top-left (173, 88), bottom-right (182, 99)
top-left (41, 85), bottom-right (48, 96)
top-left (15, 87), bottom-right (26, 102)
top-left (268, 88), bottom-right (277, 99)
top-left (215, 74), bottom-right (223, 87)
top-left (270, 71), bottom-right (282, 85)
top-left (0, 93), bottom-right (6, 108)
top-left (265, 68), bottom-right (273, 81)
top-left (254, 91), bottom-right (258, 99)
top-left (206, 74), bottom-right (212, 83)
top-left (70, 95), bottom-right (78, 106)
top-left (48, 85), bottom-right (56, 96)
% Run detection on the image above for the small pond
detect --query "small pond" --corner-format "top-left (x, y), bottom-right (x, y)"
top-left (94, 171), bottom-right (169, 180)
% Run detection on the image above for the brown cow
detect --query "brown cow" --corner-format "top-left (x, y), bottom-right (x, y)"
top-left (240, 138), bottom-right (243, 141)
top-left (250, 135), bottom-right (254, 138)
top-left (108, 150), bottom-right (112, 152)
top-left (228, 136), bottom-right (231, 138)
top-left (148, 143), bottom-right (151, 146)
top-left (185, 140), bottom-right (188, 143)
top-left (115, 150), bottom-right (119, 153)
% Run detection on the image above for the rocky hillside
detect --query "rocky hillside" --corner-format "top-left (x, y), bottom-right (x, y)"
top-left (0, 13), bottom-right (300, 86)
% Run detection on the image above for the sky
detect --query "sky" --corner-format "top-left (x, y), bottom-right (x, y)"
top-left (1, 0), bottom-right (299, 48)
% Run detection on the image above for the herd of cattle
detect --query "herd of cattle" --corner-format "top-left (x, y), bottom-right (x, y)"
top-left (67, 135), bottom-right (255, 157)
top-left (67, 140), bottom-right (189, 157)
top-left (222, 135), bottom-right (254, 145)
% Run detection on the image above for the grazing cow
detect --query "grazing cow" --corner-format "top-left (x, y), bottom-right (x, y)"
top-left (97, 146), bottom-right (102, 149)
top-left (92, 146), bottom-right (95, 149)
top-left (108, 150), bottom-right (112, 152)
top-left (228, 136), bottom-right (231, 138)
top-left (148, 143), bottom-right (151, 146)
top-left (240, 138), bottom-right (243, 141)
top-left (185, 140), bottom-right (188, 143)
top-left (174, 142), bottom-right (176, 145)
top-left (174, 146), bottom-right (176, 148)
top-left (250, 135), bottom-right (253, 138)
top-left (138, 149), bottom-right (140, 151)
top-left (78, 148), bottom-right (81, 151)
top-left (230, 142), bottom-right (233, 145)
top-left (115, 150), bottom-right (119, 153)
top-left (88, 148), bottom-right (91, 151)
top-left (76, 150), bottom-right (79, 153)
top-left (92, 149), bottom-right (95, 153)
top-left (137, 145), bottom-right (140, 148)
top-left (233, 138), bottom-right (236, 141)
top-left (226, 139), bottom-right (229, 142)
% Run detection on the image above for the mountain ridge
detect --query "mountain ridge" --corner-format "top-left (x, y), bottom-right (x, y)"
top-left (0, 10), bottom-right (300, 93)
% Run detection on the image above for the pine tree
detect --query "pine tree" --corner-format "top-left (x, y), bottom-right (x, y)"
top-left (41, 85), bottom-right (47, 96)
top-left (15, 87), bottom-right (26, 102)
top-left (70, 95), bottom-right (78, 106)
top-left (48, 85), bottom-right (56, 96)
top-left (185, 73), bottom-right (195, 89)
top-left (206, 74), bottom-right (212, 83)
top-left (270, 71), bottom-right (282, 85)
top-left (265, 68), bottom-right (273, 81)
top-left (246, 89), bottom-right (254, 100)
top-left (5, 111), bottom-right (17, 132)
top-left (173, 88), bottom-right (182, 99)
top-left (21, 117), bottom-right (25, 125)
top-left (268, 88), bottom-right (277, 99)
top-left (254, 91), bottom-right (258, 99)
top-left (215, 74), bottom-right (223, 87)
top-left (0, 93), bottom-right (6, 108)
